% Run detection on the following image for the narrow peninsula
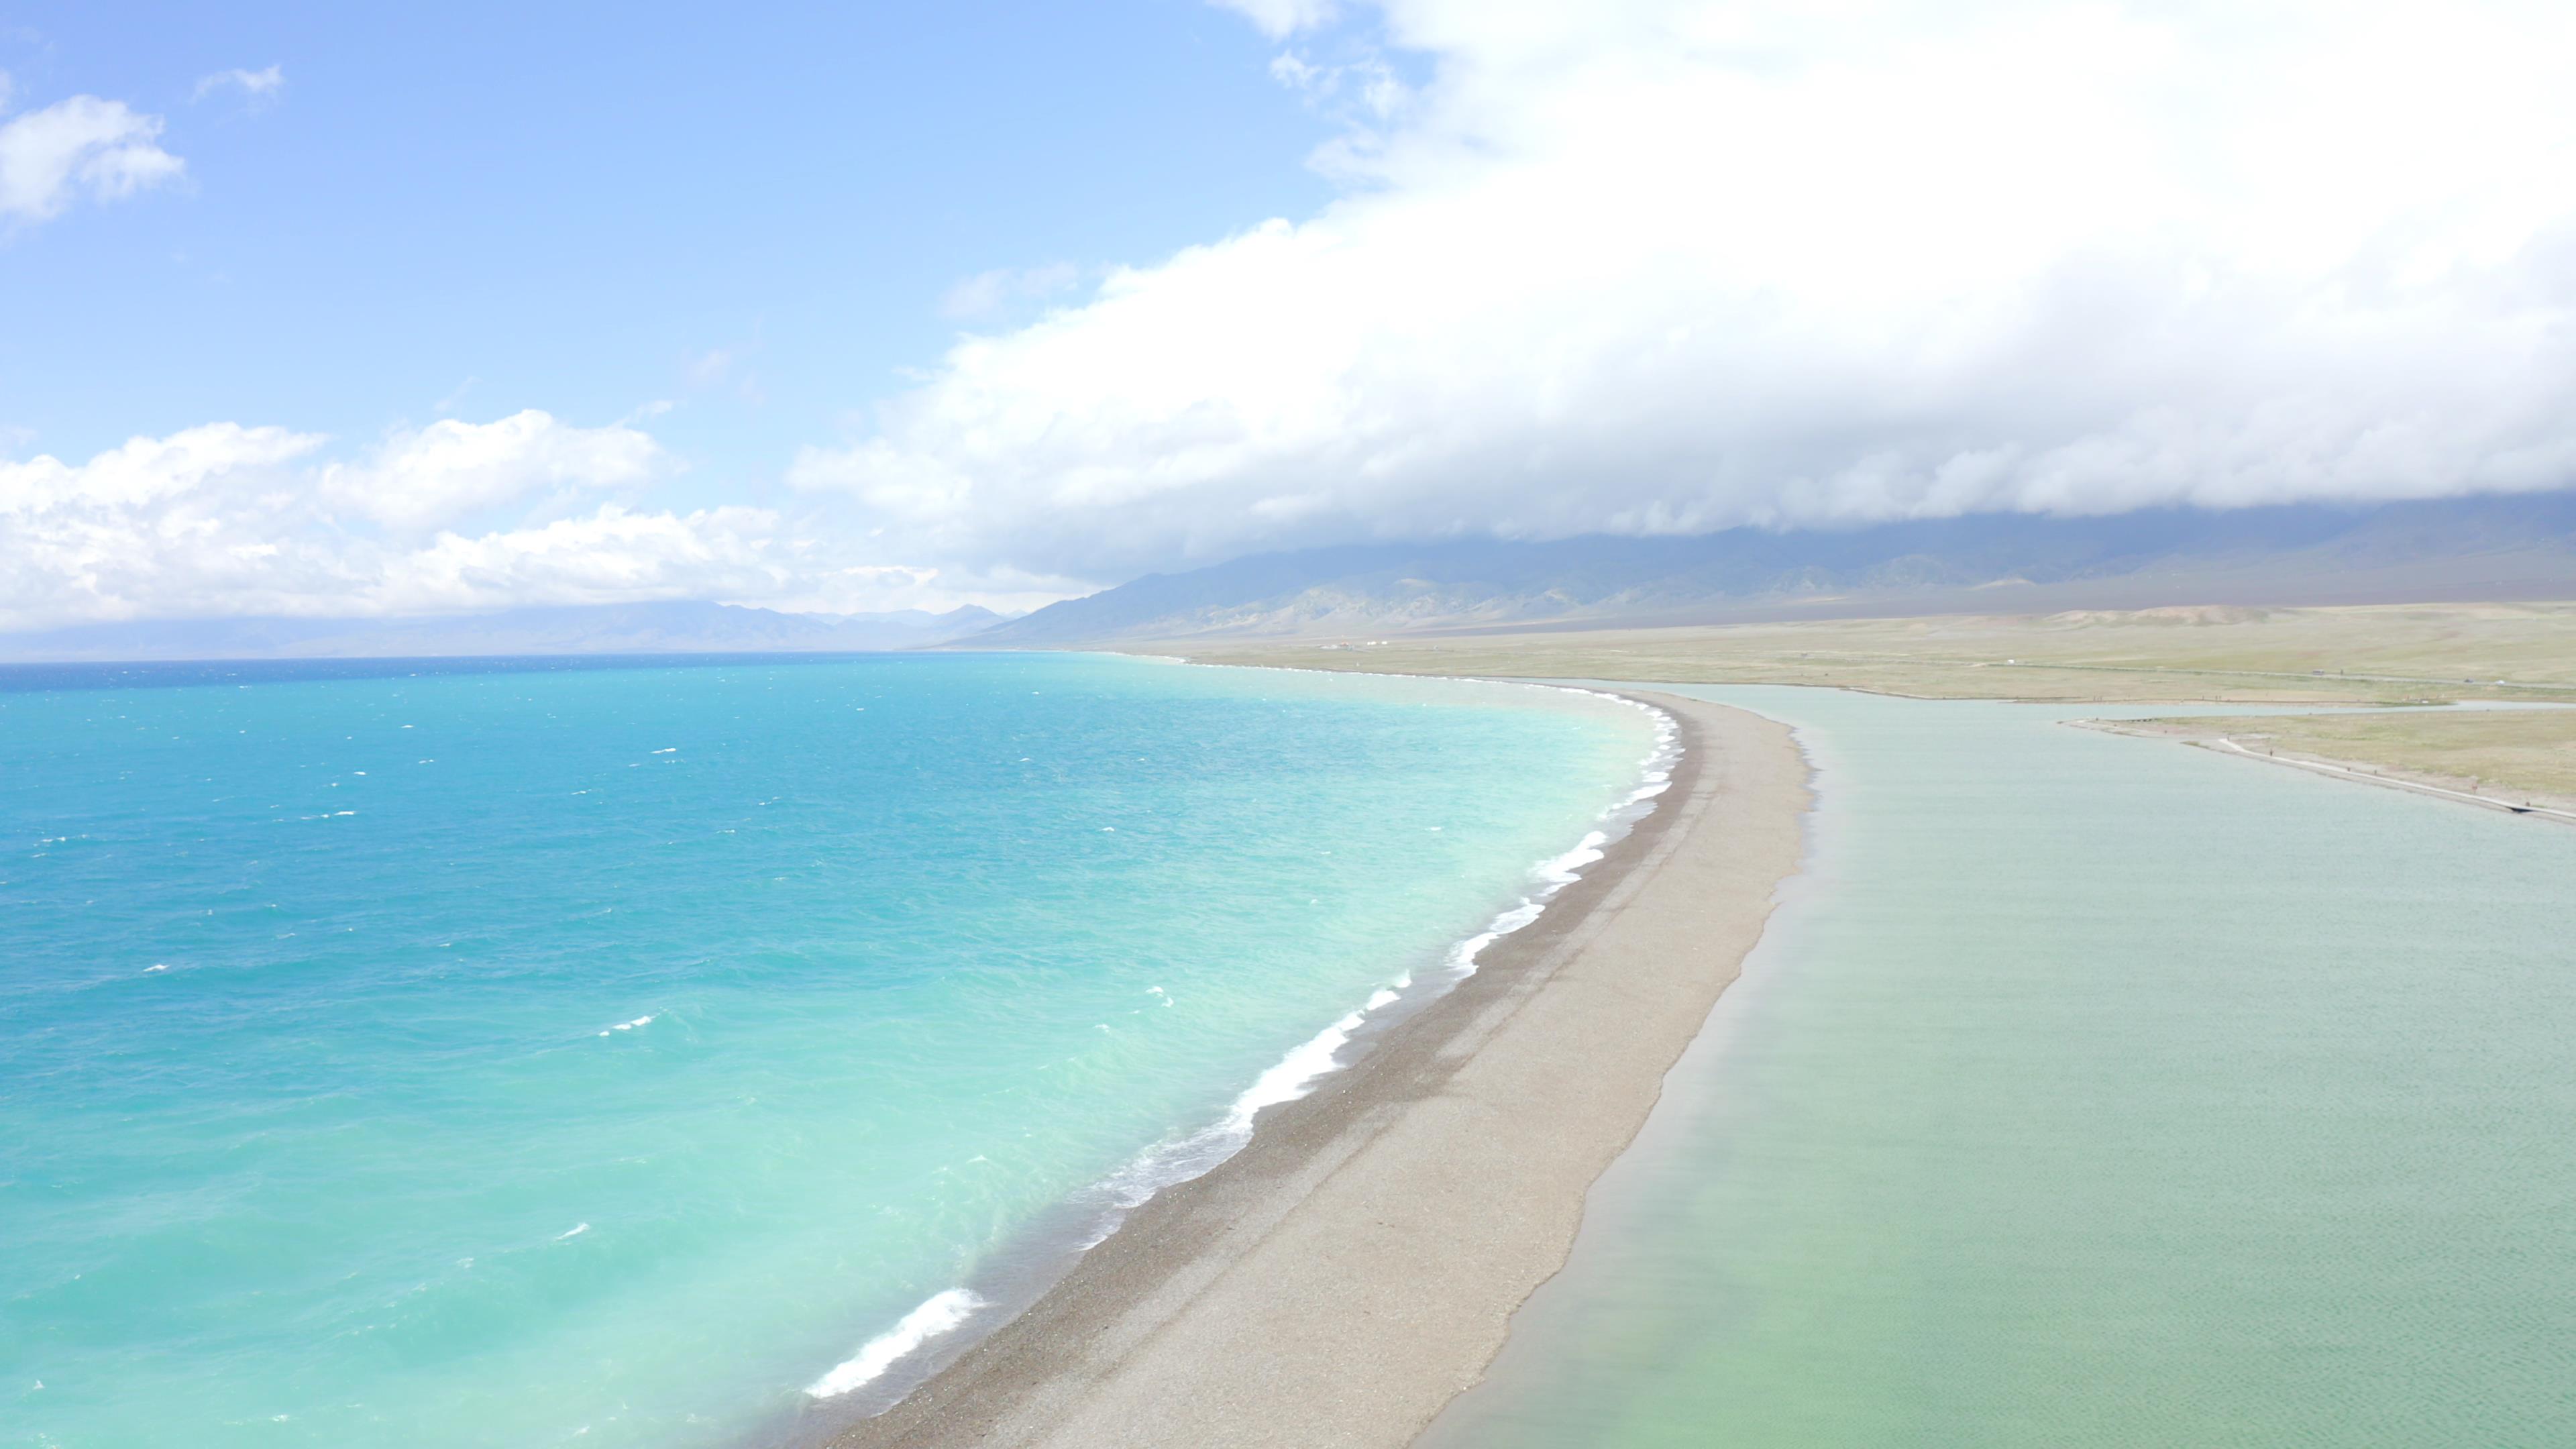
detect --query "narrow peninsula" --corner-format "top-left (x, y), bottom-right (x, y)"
top-left (827, 695), bottom-right (1808, 1448)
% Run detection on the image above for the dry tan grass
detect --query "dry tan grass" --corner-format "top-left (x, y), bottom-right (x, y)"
top-left (1161, 598), bottom-right (2576, 803)
top-left (1169, 600), bottom-right (2576, 705)
top-left (2110, 710), bottom-right (2576, 813)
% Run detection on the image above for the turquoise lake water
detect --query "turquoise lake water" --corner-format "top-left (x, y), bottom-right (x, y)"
top-left (0, 653), bottom-right (1656, 1449)
top-left (1428, 685), bottom-right (2576, 1448)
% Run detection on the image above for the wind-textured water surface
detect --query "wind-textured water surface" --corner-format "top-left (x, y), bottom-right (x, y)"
top-left (0, 652), bottom-right (1654, 1448)
top-left (1428, 686), bottom-right (2576, 1449)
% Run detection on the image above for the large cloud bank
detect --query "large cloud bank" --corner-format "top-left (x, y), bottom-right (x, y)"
top-left (15, 1), bottom-right (2576, 629)
top-left (793, 0), bottom-right (2576, 577)
top-left (0, 409), bottom-right (1083, 632)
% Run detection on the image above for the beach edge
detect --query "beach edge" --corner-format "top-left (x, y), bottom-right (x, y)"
top-left (821, 692), bottom-right (1809, 1449)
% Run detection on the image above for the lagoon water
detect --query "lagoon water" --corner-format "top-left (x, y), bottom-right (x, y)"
top-left (1428, 685), bottom-right (2576, 1449)
top-left (0, 653), bottom-right (1654, 1449)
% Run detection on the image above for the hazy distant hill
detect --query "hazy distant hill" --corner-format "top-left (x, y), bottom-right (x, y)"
top-left (15, 494), bottom-right (2575, 663)
top-left (973, 493), bottom-right (2576, 645)
top-left (0, 602), bottom-right (1008, 663)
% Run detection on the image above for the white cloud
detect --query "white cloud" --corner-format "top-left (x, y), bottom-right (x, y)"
top-left (370, 504), bottom-right (788, 614)
top-left (193, 65), bottom-right (284, 107)
top-left (0, 423), bottom-right (322, 513)
top-left (318, 410), bottom-right (667, 534)
top-left (0, 84), bottom-right (184, 223)
top-left (792, 0), bottom-right (2576, 579)
top-left (0, 416), bottom-right (1043, 631)
top-left (3, 424), bottom-right (346, 627)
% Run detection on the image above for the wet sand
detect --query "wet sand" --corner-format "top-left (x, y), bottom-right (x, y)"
top-left (825, 693), bottom-right (1809, 1449)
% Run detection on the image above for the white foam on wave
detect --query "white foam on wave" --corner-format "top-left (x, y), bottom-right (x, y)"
top-left (1226, 1011), bottom-right (1364, 1137)
top-left (1434, 900), bottom-right (1545, 983)
top-left (555, 1222), bottom-right (590, 1241)
top-left (1086, 1004), bottom-right (1381, 1226)
top-left (1075, 698), bottom-right (1678, 1235)
top-left (1534, 829), bottom-right (1609, 887)
top-left (805, 1289), bottom-right (988, 1399)
top-left (1079, 684), bottom-right (1686, 1224)
top-left (596, 1014), bottom-right (655, 1037)
top-left (822, 676), bottom-right (1686, 1415)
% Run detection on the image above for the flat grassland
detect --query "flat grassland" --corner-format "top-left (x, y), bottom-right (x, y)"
top-left (1171, 599), bottom-right (2576, 809)
top-left (1177, 600), bottom-right (2576, 704)
top-left (2100, 710), bottom-right (2576, 816)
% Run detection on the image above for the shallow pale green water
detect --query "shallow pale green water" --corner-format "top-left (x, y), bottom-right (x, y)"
top-left (1428, 686), bottom-right (2576, 1448)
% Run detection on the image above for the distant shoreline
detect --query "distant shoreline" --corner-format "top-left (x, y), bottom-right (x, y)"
top-left (821, 692), bottom-right (1808, 1448)
top-left (2074, 717), bottom-right (2576, 824)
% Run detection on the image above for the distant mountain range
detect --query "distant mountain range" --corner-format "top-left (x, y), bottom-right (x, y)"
top-left (9, 493), bottom-right (2573, 663)
top-left (972, 492), bottom-right (2576, 645)
top-left (0, 602), bottom-right (1007, 663)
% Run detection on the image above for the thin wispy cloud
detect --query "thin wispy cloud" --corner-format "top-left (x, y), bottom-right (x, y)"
top-left (939, 262), bottom-right (1084, 322)
top-left (686, 347), bottom-right (739, 386)
top-left (433, 376), bottom-right (480, 415)
top-left (1213, 0), bottom-right (1341, 40)
top-left (1267, 47), bottom-right (1406, 123)
top-left (193, 64), bottom-right (284, 107)
top-left (681, 341), bottom-right (771, 405)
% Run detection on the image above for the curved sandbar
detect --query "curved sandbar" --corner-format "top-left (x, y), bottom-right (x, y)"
top-left (828, 693), bottom-right (1809, 1449)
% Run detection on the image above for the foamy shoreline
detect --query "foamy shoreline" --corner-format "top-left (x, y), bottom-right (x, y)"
top-left (786, 680), bottom-right (1680, 1423)
top-left (816, 692), bottom-right (1809, 1449)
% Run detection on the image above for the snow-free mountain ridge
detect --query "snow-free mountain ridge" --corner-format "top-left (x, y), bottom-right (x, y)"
top-left (971, 494), bottom-right (2576, 645)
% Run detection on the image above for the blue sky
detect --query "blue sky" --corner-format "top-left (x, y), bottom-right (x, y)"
top-left (3, 1), bottom-right (1335, 483)
top-left (4, 1), bottom-right (2574, 628)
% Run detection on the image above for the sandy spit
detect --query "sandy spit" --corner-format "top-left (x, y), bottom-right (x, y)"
top-left (824, 692), bottom-right (1809, 1449)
